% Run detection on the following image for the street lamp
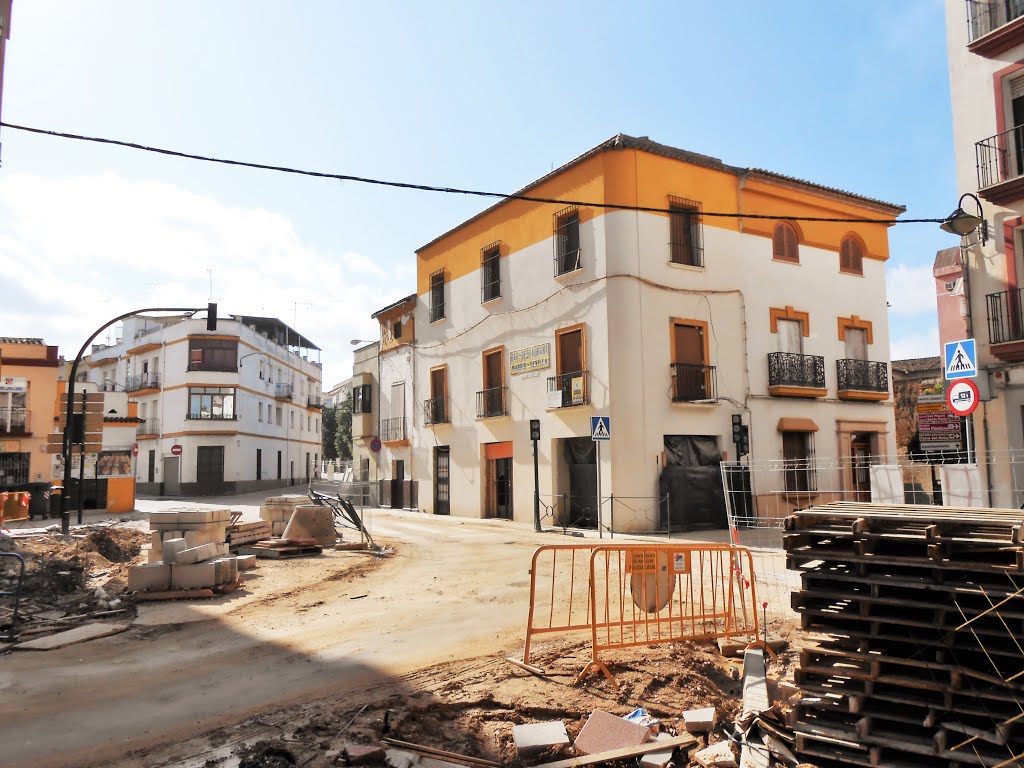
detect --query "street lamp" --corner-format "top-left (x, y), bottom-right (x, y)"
top-left (350, 339), bottom-right (374, 345)
top-left (940, 193), bottom-right (985, 239)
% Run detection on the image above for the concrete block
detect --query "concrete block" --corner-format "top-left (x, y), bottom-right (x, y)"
top-left (171, 562), bottom-right (218, 590)
top-left (236, 554), bottom-right (258, 570)
top-left (272, 521), bottom-right (285, 537)
top-left (283, 505), bottom-right (336, 545)
top-left (185, 529), bottom-right (216, 548)
top-left (162, 537), bottom-right (188, 564)
top-left (212, 558), bottom-right (231, 585)
top-left (229, 557), bottom-right (239, 582)
top-left (741, 649), bottom-right (769, 720)
top-left (215, 542), bottom-right (229, 557)
top-left (149, 511), bottom-right (178, 526)
top-left (344, 744), bottom-right (387, 764)
top-left (694, 742), bottom-right (737, 768)
top-left (150, 531), bottom-right (162, 548)
top-left (177, 510), bottom-right (214, 525)
top-left (574, 710), bottom-right (651, 756)
top-left (166, 529), bottom-right (182, 540)
top-left (639, 733), bottom-right (678, 768)
top-left (147, 547), bottom-right (162, 565)
top-left (175, 542), bottom-right (218, 564)
top-left (213, 509), bottom-right (233, 522)
top-left (512, 721), bottom-right (570, 756)
top-left (683, 707), bottom-right (718, 733)
top-left (128, 563), bottom-right (171, 592)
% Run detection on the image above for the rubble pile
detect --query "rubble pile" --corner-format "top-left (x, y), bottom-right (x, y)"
top-left (129, 509), bottom-right (257, 596)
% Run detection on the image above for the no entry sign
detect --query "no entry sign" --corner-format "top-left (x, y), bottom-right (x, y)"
top-left (946, 378), bottom-right (980, 417)
top-left (170, 444), bottom-right (183, 456)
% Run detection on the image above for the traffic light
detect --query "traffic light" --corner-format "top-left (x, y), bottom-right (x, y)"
top-left (530, 419), bottom-right (541, 441)
top-left (732, 414), bottom-right (749, 458)
top-left (206, 302), bottom-right (218, 331)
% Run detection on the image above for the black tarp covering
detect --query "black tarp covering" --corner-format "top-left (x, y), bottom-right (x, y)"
top-left (659, 435), bottom-right (728, 531)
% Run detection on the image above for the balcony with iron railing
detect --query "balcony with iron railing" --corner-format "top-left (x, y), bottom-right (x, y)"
top-left (986, 288), bottom-right (1024, 361)
top-left (126, 372), bottom-right (161, 392)
top-left (0, 408), bottom-right (30, 436)
top-left (381, 417), bottom-right (407, 443)
top-left (273, 383), bottom-right (294, 400)
top-left (836, 359), bottom-right (890, 401)
top-left (767, 352), bottom-right (826, 398)
top-left (966, 0), bottom-right (1024, 55)
top-left (476, 386), bottom-right (509, 418)
top-left (670, 363), bottom-right (717, 402)
top-left (186, 411), bottom-right (238, 421)
top-left (307, 394), bottom-right (322, 409)
top-left (136, 418), bottom-right (161, 437)
top-left (423, 396), bottom-right (450, 425)
top-left (975, 124), bottom-right (1024, 204)
top-left (546, 370), bottom-right (590, 408)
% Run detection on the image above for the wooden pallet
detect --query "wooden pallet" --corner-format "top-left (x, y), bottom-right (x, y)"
top-left (237, 542), bottom-right (322, 559)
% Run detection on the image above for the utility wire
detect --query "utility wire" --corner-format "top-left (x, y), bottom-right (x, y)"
top-left (0, 121), bottom-right (942, 225)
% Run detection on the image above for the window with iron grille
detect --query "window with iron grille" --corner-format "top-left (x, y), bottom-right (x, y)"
top-left (669, 196), bottom-right (703, 267)
top-left (553, 205), bottom-right (581, 276)
top-left (840, 236), bottom-right (864, 275)
top-left (481, 242), bottom-right (501, 302)
top-left (429, 269), bottom-right (445, 322)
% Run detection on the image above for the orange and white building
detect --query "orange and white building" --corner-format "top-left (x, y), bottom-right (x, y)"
top-left (389, 134), bottom-right (903, 530)
top-left (0, 337), bottom-right (59, 491)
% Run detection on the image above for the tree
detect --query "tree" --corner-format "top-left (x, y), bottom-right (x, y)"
top-left (321, 405), bottom-right (339, 462)
top-left (336, 399), bottom-right (353, 461)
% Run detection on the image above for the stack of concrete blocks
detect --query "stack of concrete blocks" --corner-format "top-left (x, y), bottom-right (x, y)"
top-left (259, 495), bottom-right (308, 538)
top-left (128, 509), bottom-right (258, 593)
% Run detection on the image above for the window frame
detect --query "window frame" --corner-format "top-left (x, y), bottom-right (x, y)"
top-left (429, 269), bottom-right (446, 322)
top-left (772, 221), bottom-right (800, 264)
top-left (840, 235), bottom-right (865, 276)
top-left (553, 205), bottom-right (582, 277)
top-left (668, 196), bottom-right (704, 268)
top-left (782, 430), bottom-right (817, 493)
top-left (481, 241), bottom-right (502, 303)
top-left (352, 383), bottom-right (372, 414)
top-left (187, 338), bottom-right (238, 372)
top-left (187, 386), bottom-right (236, 420)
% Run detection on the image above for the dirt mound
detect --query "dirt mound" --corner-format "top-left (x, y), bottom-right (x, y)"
top-left (81, 528), bottom-right (142, 563)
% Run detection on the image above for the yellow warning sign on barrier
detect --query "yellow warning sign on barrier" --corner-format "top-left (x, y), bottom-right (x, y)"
top-left (626, 551), bottom-right (658, 573)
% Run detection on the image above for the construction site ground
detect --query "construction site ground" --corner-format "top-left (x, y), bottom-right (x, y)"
top-left (0, 486), bottom-right (798, 768)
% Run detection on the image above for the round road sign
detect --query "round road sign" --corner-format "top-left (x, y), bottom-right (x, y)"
top-left (946, 378), bottom-right (980, 417)
top-left (170, 444), bottom-right (183, 456)
top-left (132, 443), bottom-right (139, 457)
top-left (369, 437), bottom-right (382, 453)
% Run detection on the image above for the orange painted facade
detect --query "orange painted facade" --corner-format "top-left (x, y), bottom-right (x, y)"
top-left (0, 338), bottom-right (60, 486)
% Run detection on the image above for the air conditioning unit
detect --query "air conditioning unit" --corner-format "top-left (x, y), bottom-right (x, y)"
top-left (945, 281), bottom-right (956, 291)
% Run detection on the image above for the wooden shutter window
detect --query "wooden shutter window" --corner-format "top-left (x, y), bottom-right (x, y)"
top-left (840, 237), bottom-right (863, 275)
top-left (773, 222), bottom-right (799, 263)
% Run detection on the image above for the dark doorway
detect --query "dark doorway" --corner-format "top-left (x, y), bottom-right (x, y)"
top-left (196, 446), bottom-right (225, 495)
top-left (563, 437), bottom-right (597, 528)
top-left (277, 451), bottom-right (282, 480)
top-left (391, 459), bottom-right (405, 509)
top-left (434, 447), bottom-right (450, 515)
top-left (147, 449), bottom-right (156, 484)
top-left (850, 433), bottom-right (873, 502)
top-left (162, 456), bottom-right (181, 496)
top-left (659, 435), bottom-right (727, 531)
top-left (305, 452), bottom-right (310, 483)
top-left (256, 448), bottom-right (263, 482)
top-left (492, 457), bottom-right (513, 519)
top-left (1013, 88), bottom-right (1024, 176)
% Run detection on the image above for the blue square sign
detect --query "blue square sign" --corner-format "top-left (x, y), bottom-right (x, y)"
top-left (944, 339), bottom-right (977, 380)
top-left (591, 416), bottom-right (610, 441)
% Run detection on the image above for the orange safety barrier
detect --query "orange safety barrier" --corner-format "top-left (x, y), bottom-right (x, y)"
top-left (509, 543), bottom-right (760, 686)
top-left (0, 491), bottom-right (31, 529)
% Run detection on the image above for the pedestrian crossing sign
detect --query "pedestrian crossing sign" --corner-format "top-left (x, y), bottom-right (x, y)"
top-left (944, 339), bottom-right (977, 380)
top-left (591, 416), bottom-right (610, 441)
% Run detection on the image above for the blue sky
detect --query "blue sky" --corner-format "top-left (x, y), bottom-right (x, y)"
top-left (0, 1), bottom-right (955, 386)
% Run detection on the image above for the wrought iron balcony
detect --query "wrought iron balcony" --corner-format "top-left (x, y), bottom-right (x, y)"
top-left (273, 383), bottom-right (294, 400)
top-left (137, 418), bottom-right (161, 436)
top-left (967, 0), bottom-right (1024, 43)
top-left (670, 363), bottom-right (717, 402)
top-left (836, 359), bottom-right (888, 392)
top-left (546, 370), bottom-right (590, 408)
top-left (126, 372), bottom-right (161, 392)
top-left (767, 352), bottom-right (826, 395)
top-left (976, 125), bottom-right (1024, 200)
top-left (0, 408), bottom-right (30, 436)
top-left (476, 386), bottom-right (508, 418)
top-left (381, 417), bottom-right (407, 442)
top-left (987, 287), bottom-right (1024, 344)
top-left (423, 396), bottom-right (450, 425)
top-left (186, 412), bottom-right (237, 421)
top-left (307, 395), bottom-right (322, 409)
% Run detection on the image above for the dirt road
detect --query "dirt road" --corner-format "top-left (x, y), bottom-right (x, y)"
top-left (0, 508), bottom-right (546, 768)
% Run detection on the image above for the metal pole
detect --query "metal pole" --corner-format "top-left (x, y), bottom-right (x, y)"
top-left (532, 438), bottom-right (540, 533)
top-left (667, 492), bottom-right (671, 539)
top-left (597, 441), bottom-right (602, 539)
top-left (966, 415), bottom-right (975, 465)
top-left (609, 494), bottom-right (614, 539)
top-left (77, 388), bottom-right (86, 525)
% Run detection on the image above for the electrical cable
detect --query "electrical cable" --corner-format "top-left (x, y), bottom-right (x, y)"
top-left (0, 121), bottom-right (942, 225)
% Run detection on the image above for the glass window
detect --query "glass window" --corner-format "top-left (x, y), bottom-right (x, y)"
top-left (188, 387), bottom-right (235, 420)
top-left (187, 339), bottom-right (238, 372)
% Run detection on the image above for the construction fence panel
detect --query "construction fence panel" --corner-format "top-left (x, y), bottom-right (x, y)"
top-left (537, 494), bottom-right (680, 537)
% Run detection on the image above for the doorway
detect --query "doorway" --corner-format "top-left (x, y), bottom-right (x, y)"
top-left (485, 442), bottom-right (513, 519)
top-left (147, 449), bottom-right (156, 484)
top-left (561, 437), bottom-right (597, 528)
top-left (672, 321), bottom-right (708, 401)
top-left (391, 459), bottom-right (405, 509)
top-left (434, 447), bottom-right (450, 515)
top-left (850, 433), bottom-right (873, 502)
top-left (162, 456), bottom-right (181, 496)
top-left (659, 435), bottom-right (727, 531)
top-left (555, 325), bottom-right (586, 406)
top-left (256, 448), bottom-right (263, 482)
top-left (196, 446), bottom-right (225, 495)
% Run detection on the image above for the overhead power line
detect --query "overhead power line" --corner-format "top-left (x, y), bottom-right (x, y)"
top-left (0, 121), bottom-right (942, 225)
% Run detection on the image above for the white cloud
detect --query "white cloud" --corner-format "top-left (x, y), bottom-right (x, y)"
top-left (0, 173), bottom-right (407, 386)
top-left (885, 263), bottom-right (937, 318)
top-left (889, 327), bottom-right (940, 361)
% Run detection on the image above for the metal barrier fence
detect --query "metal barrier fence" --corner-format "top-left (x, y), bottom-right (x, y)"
top-left (537, 494), bottom-right (672, 536)
top-left (512, 542), bottom-right (760, 686)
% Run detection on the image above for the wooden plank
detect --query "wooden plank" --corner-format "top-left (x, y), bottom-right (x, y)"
top-left (14, 622), bottom-right (129, 650)
top-left (380, 738), bottom-right (502, 768)
top-left (527, 733), bottom-right (697, 768)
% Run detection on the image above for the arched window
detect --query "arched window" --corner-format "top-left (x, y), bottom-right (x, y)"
top-left (840, 236), bottom-right (864, 275)
top-left (772, 222), bottom-right (799, 263)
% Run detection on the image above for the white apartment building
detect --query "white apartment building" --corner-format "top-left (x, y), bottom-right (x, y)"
top-left (944, 0), bottom-right (1024, 506)
top-left (84, 313), bottom-right (322, 497)
top-left (394, 134), bottom-right (902, 531)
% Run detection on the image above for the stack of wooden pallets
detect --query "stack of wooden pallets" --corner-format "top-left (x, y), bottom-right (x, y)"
top-left (784, 502), bottom-right (1024, 768)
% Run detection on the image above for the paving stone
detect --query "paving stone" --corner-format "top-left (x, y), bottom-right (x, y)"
top-left (236, 554), bottom-right (258, 570)
top-left (147, 547), bottom-right (162, 565)
top-left (184, 529), bottom-right (215, 548)
top-left (149, 511), bottom-right (178, 526)
top-left (212, 558), bottom-right (231, 585)
top-left (162, 537), bottom-right (188, 564)
top-left (177, 510), bottom-right (214, 524)
top-left (171, 562), bottom-right (218, 590)
top-left (741, 649), bottom-right (769, 720)
top-left (127, 563), bottom-right (171, 592)
top-left (694, 741), bottom-right (737, 768)
top-left (175, 542), bottom-right (218, 564)
top-left (150, 531), bottom-right (162, 548)
top-left (344, 744), bottom-right (387, 764)
top-left (512, 721), bottom-right (570, 756)
top-left (283, 505), bottom-right (336, 545)
top-left (573, 710), bottom-right (652, 756)
top-left (683, 707), bottom-right (718, 732)
top-left (639, 733), bottom-right (678, 768)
